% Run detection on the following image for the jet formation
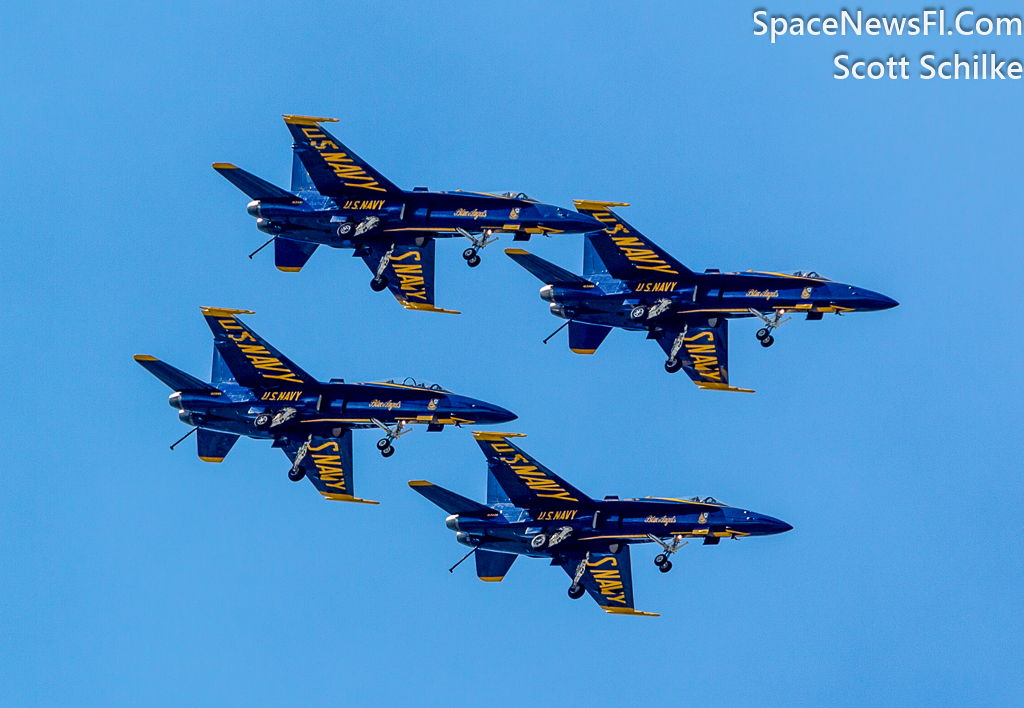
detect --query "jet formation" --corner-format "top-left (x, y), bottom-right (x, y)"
top-left (214, 115), bottom-right (603, 313)
top-left (135, 118), bottom-right (900, 615)
top-left (411, 432), bottom-right (791, 615)
top-left (507, 201), bottom-right (898, 391)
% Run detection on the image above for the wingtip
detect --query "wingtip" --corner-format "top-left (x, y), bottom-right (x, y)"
top-left (504, 248), bottom-right (530, 256)
top-left (212, 162), bottom-right (237, 170)
top-left (604, 608), bottom-right (660, 617)
top-left (471, 431), bottom-right (527, 441)
top-left (573, 199), bottom-right (630, 210)
top-left (133, 354), bottom-right (157, 362)
top-left (200, 306), bottom-right (256, 317)
top-left (282, 114), bottom-right (339, 124)
top-left (408, 480), bottom-right (433, 487)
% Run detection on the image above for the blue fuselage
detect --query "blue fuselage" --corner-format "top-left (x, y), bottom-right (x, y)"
top-left (248, 191), bottom-right (603, 248)
top-left (449, 498), bottom-right (792, 558)
top-left (169, 380), bottom-right (516, 440)
top-left (541, 271), bottom-right (899, 329)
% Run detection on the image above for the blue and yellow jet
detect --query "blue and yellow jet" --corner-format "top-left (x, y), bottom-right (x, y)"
top-left (214, 116), bottom-right (603, 313)
top-left (506, 201), bottom-right (898, 392)
top-left (135, 307), bottom-right (516, 504)
top-left (410, 432), bottom-right (791, 616)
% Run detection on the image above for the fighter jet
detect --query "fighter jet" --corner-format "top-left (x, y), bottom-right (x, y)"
top-left (506, 201), bottom-right (898, 392)
top-left (135, 307), bottom-right (516, 504)
top-left (214, 116), bottom-right (603, 313)
top-left (411, 432), bottom-right (791, 616)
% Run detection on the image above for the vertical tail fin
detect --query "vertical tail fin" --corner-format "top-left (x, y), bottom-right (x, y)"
top-left (290, 149), bottom-right (317, 193)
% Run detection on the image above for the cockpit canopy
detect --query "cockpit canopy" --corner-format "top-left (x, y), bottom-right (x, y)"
top-left (377, 376), bottom-right (449, 392)
top-left (689, 496), bottom-right (725, 505)
top-left (792, 271), bottom-right (828, 280)
top-left (494, 191), bottom-right (537, 202)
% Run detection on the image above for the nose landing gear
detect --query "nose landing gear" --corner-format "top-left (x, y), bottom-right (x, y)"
top-left (648, 534), bottom-right (688, 573)
top-left (750, 308), bottom-right (790, 347)
top-left (456, 228), bottom-right (497, 268)
top-left (372, 418), bottom-right (411, 458)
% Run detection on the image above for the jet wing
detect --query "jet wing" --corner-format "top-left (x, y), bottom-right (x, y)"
top-left (359, 240), bottom-right (459, 314)
top-left (557, 547), bottom-right (658, 616)
top-left (473, 432), bottom-right (595, 510)
top-left (201, 307), bottom-right (318, 389)
top-left (280, 431), bottom-right (378, 504)
top-left (654, 319), bottom-right (754, 393)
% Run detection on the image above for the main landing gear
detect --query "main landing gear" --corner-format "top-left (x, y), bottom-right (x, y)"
top-left (750, 308), bottom-right (791, 348)
top-left (664, 327), bottom-right (688, 374)
top-left (456, 228), bottom-right (497, 268)
top-left (372, 418), bottom-right (411, 458)
top-left (370, 244), bottom-right (395, 292)
top-left (648, 534), bottom-right (688, 573)
top-left (287, 435), bottom-right (312, 482)
top-left (567, 551), bottom-right (591, 600)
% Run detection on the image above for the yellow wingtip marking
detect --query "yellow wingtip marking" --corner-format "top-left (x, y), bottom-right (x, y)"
top-left (199, 456), bottom-right (224, 463)
top-left (200, 306), bottom-right (256, 317)
top-left (408, 480), bottom-right (433, 487)
top-left (570, 348), bottom-right (597, 355)
top-left (282, 114), bottom-right (339, 124)
top-left (319, 492), bottom-right (380, 505)
top-left (479, 577), bottom-right (505, 583)
top-left (471, 431), bottom-right (527, 441)
top-left (696, 383), bottom-right (756, 393)
top-left (212, 163), bottom-right (236, 170)
top-left (604, 608), bottom-right (659, 617)
top-left (134, 354), bottom-right (158, 362)
top-left (504, 248), bottom-right (530, 255)
top-left (573, 199), bottom-right (631, 211)
top-left (276, 266), bottom-right (303, 273)
top-left (400, 302), bottom-right (461, 315)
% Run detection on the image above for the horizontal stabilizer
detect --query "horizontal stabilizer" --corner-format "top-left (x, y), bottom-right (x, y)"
top-left (213, 163), bottom-right (299, 202)
top-left (134, 355), bottom-right (216, 392)
top-left (408, 481), bottom-right (499, 518)
top-left (476, 549), bottom-right (517, 582)
top-left (569, 322), bottom-right (611, 355)
top-left (275, 237), bottom-right (319, 272)
top-left (505, 248), bottom-right (590, 285)
top-left (197, 429), bottom-right (239, 463)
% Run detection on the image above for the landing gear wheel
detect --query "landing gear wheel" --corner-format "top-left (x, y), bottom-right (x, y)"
top-left (370, 276), bottom-right (388, 292)
top-left (756, 327), bottom-right (770, 340)
top-left (568, 584), bottom-right (585, 600)
top-left (376, 438), bottom-right (391, 450)
top-left (530, 533), bottom-right (548, 551)
top-left (288, 467), bottom-right (305, 482)
top-left (630, 305), bottom-right (647, 321)
top-left (462, 248), bottom-right (477, 260)
top-left (466, 255), bottom-right (481, 268)
top-left (760, 335), bottom-right (775, 348)
top-left (381, 445), bottom-right (395, 458)
top-left (664, 358), bottom-right (682, 373)
top-left (655, 554), bottom-right (668, 566)
top-left (659, 560), bottom-right (673, 573)
top-left (254, 413), bottom-right (272, 430)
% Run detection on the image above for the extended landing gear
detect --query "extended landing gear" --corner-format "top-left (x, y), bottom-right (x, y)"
top-left (664, 327), bottom-right (688, 374)
top-left (751, 308), bottom-right (790, 348)
top-left (567, 551), bottom-right (591, 600)
top-left (649, 534), bottom-right (688, 573)
top-left (370, 244), bottom-right (395, 292)
top-left (287, 435), bottom-right (311, 482)
top-left (372, 418), bottom-right (410, 458)
top-left (457, 228), bottom-right (497, 268)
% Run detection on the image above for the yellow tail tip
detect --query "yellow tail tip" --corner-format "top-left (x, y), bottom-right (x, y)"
top-left (200, 306), bottom-right (256, 317)
top-left (212, 163), bottom-right (237, 170)
top-left (282, 114), bottom-right (339, 124)
top-left (471, 431), bottom-right (527, 441)
top-left (134, 354), bottom-right (157, 362)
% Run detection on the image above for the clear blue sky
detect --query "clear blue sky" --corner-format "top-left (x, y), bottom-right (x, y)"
top-left (2, 2), bottom-right (1022, 706)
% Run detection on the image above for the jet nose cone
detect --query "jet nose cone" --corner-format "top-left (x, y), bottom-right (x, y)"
top-left (570, 211), bottom-right (605, 232)
top-left (483, 402), bottom-right (518, 424)
top-left (764, 515), bottom-right (793, 534)
top-left (875, 293), bottom-right (899, 310)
